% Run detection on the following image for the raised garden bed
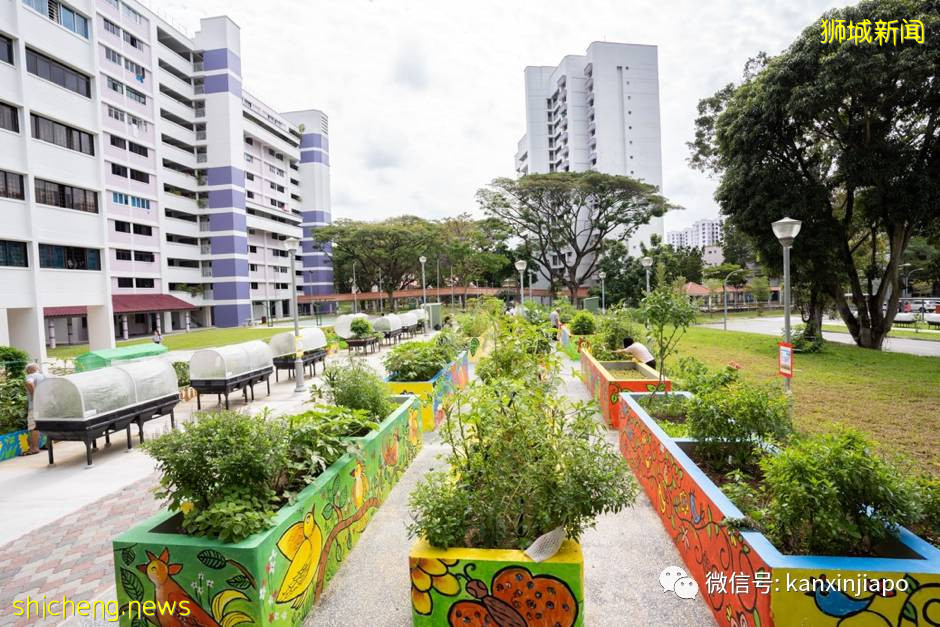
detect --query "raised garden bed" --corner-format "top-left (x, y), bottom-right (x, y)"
top-left (0, 429), bottom-right (46, 461)
top-left (386, 351), bottom-right (469, 432)
top-left (112, 395), bottom-right (423, 627)
top-left (580, 350), bottom-right (670, 429)
top-left (618, 391), bottom-right (940, 627)
top-left (410, 538), bottom-right (584, 626)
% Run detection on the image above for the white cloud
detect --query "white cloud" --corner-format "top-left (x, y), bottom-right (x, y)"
top-left (158, 0), bottom-right (845, 231)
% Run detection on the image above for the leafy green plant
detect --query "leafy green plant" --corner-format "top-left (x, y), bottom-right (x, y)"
top-left (455, 313), bottom-right (488, 338)
top-left (314, 360), bottom-right (392, 420)
top-left (0, 346), bottom-right (29, 379)
top-left (0, 377), bottom-right (27, 435)
top-left (688, 383), bottom-right (790, 472)
top-left (350, 318), bottom-right (374, 339)
top-left (383, 340), bottom-right (451, 382)
top-left (434, 327), bottom-right (468, 362)
top-left (640, 285), bottom-right (697, 388)
top-left (555, 300), bottom-right (577, 324)
top-left (477, 315), bottom-right (557, 384)
top-left (907, 474), bottom-right (940, 547)
top-left (569, 311), bottom-right (596, 335)
top-left (673, 356), bottom-right (739, 395)
top-left (172, 361), bottom-right (190, 388)
top-left (789, 323), bottom-right (824, 353)
top-left (409, 379), bottom-right (638, 550)
top-left (588, 306), bottom-right (644, 360)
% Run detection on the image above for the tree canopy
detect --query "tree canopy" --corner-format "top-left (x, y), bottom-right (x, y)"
top-left (688, 0), bottom-right (940, 348)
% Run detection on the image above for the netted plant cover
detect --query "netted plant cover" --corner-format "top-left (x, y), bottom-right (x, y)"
top-left (373, 314), bottom-right (403, 333)
top-left (926, 313), bottom-right (940, 324)
top-left (35, 367), bottom-right (135, 421)
top-left (114, 359), bottom-right (178, 403)
top-left (268, 331), bottom-right (296, 358)
top-left (411, 308), bottom-right (428, 321)
top-left (302, 326), bottom-right (327, 350)
top-left (334, 313), bottom-right (368, 339)
top-left (399, 312), bottom-right (419, 327)
top-left (189, 345), bottom-right (251, 380)
top-left (242, 340), bottom-right (273, 371)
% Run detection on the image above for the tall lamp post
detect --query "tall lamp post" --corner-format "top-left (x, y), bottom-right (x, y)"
top-left (598, 271), bottom-right (607, 312)
top-left (419, 256), bottom-right (427, 305)
top-left (723, 268), bottom-right (747, 331)
top-left (529, 270), bottom-right (536, 304)
top-left (515, 259), bottom-right (527, 314)
top-left (772, 217), bottom-right (802, 394)
top-left (641, 256), bottom-right (653, 294)
top-left (351, 261), bottom-right (358, 314)
top-left (284, 237), bottom-right (305, 393)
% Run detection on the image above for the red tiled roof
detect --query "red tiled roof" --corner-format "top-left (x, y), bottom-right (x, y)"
top-left (683, 282), bottom-right (711, 297)
top-left (44, 294), bottom-right (196, 318)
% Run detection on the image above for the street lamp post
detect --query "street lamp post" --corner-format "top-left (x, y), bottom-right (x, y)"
top-left (529, 270), bottom-right (536, 304)
top-left (641, 256), bottom-right (653, 294)
top-left (772, 217), bottom-right (802, 394)
top-left (419, 256), bottom-right (427, 305)
top-left (284, 237), bottom-right (305, 393)
top-left (352, 261), bottom-right (358, 314)
top-left (598, 271), bottom-right (607, 313)
top-left (723, 268), bottom-right (747, 332)
top-left (515, 259), bottom-right (527, 314)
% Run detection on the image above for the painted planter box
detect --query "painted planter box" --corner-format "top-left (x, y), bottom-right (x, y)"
top-left (410, 538), bottom-right (584, 626)
top-left (619, 391), bottom-right (940, 627)
top-left (387, 351), bottom-right (469, 431)
top-left (580, 350), bottom-right (670, 429)
top-left (112, 395), bottom-right (423, 627)
top-left (0, 429), bottom-right (47, 462)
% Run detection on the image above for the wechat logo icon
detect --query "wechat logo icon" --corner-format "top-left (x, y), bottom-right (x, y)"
top-left (659, 566), bottom-right (699, 600)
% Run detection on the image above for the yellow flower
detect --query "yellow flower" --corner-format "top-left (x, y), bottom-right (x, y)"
top-left (180, 500), bottom-right (195, 515)
top-left (409, 557), bottom-right (459, 615)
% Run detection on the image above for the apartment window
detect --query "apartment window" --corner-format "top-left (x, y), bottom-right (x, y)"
top-left (130, 195), bottom-right (149, 208)
top-left (245, 153), bottom-right (254, 163)
top-left (26, 48), bottom-right (91, 97)
top-left (117, 277), bottom-right (133, 287)
top-left (132, 223), bottom-right (152, 236)
top-left (111, 163), bottom-right (128, 177)
top-left (129, 169), bottom-right (149, 183)
top-left (0, 240), bottom-right (28, 267)
top-left (126, 87), bottom-right (146, 105)
top-left (121, 3), bottom-right (142, 24)
top-left (135, 278), bottom-right (154, 288)
top-left (250, 282), bottom-right (258, 290)
top-left (127, 113), bottom-right (148, 131)
top-left (0, 34), bottom-right (12, 65)
top-left (115, 249), bottom-right (131, 260)
top-left (107, 105), bottom-right (125, 122)
top-left (34, 178), bottom-right (98, 213)
top-left (269, 183), bottom-right (284, 193)
top-left (249, 264), bottom-right (257, 271)
top-left (110, 134), bottom-right (126, 149)
top-left (270, 199), bottom-right (284, 209)
top-left (30, 114), bottom-right (94, 155)
top-left (105, 46), bottom-right (121, 65)
top-left (0, 101), bottom-right (18, 133)
top-left (23, 0), bottom-right (89, 39)
top-left (124, 58), bottom-right (144, 81)
top-left (38, 244), bottom-right (100, 271)
top-left (128, 141), bottom-right (147, 156)
top-left (245, 137), bottom-right (253, 145)
top-left (107, 76), bottom-right (124, 95)
top-left (267, 148), bottom-right (275, 157)
top-left (249, 245), bottom-right (257, 253)
top-left (246, 191), bottom-right (254, 199)
top-left (0, 169), bottom-right (25, 200)
top-left (112, 192), bottom-right (128, 205)
top-left (104, 0), bottom-right (118, 9)
top-left (114, 220), bottom-right (130, 233)
top-left (246, 173), bottom-right (254, 181)
top-left (103, 18), bottom-right (120, 36)
top-left (122, 30), bottom-right (142, 51)
top-left (133, 250), bottom-right (154, 262)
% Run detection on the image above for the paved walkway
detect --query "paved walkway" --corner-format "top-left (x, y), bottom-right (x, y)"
top-left (700, 316), bottom-right (940, 357)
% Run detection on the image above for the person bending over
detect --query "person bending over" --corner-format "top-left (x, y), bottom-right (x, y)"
top-left (614, 337), bottom-right (656, 369)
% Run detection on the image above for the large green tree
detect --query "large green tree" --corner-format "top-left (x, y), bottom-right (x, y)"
top-left (689, 0), bottom-right (940, 349)
top-left (477, 172), bottom-right (671, 303)
top-left (590, 240), bottom-right (648, 308)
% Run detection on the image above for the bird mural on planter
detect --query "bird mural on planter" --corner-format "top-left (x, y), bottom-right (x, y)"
top-left (383, 433), bottom-right (400, 468)
top-left (275, 511), bottom-right (323, 610)
top-left (351, 460), bottom-right (369, 509)
top-left (136, 548), bottom-right (251, 627)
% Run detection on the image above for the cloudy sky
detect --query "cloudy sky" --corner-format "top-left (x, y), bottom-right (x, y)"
top-left (157, 0), bottom-right (845, 232)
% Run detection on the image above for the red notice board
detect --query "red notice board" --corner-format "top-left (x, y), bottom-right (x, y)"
top-left (778, 342), bottom-right (793, 378)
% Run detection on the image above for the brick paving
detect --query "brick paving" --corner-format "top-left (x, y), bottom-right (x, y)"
top-left (0, 474), bottom-right (161, 626)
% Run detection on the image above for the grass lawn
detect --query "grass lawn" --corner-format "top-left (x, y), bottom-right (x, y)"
top-left (821, 324), bottom-right (940, 342)
top-left (695, 310), bottom-right (770, 322)
top-left (47, 326), bottom-right (289, 360)
top-left (676, 327), bottom-right (940, 477)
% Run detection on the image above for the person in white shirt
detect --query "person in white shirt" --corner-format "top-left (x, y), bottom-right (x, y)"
top-left (615, 337), bottom-right (656, 369)
top-left (549, 309), bottom-right (560, 329)
top-left (24, 363), bottom-right (46, 455)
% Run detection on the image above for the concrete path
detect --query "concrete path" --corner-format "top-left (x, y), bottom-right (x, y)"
top-left (700, 316), bottom-right (940, 357)
top-left (307, 361), bottom-right (716, 626)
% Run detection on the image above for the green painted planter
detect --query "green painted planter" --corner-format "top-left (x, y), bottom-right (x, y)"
top-left (112, 396), bottom-right (422, 626)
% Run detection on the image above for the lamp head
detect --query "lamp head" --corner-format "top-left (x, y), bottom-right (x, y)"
top-left (515, 259), bottom-right (528, 272)
top-left (641, 256), bottom-right (653, 269)
top-left (284, 237), bottom-right (299, 250)
top-left (419, 255), bottom-right (427, 264)
top-left (598, 271), bottom-right (606, 280)
top-left (771, 217), bottom-right (802, 247)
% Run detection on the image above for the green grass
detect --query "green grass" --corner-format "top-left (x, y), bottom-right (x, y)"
top-left (695, 310), bottom-right (770, 322)
top-left (48, 326), bottom-right (290, 360)
top-left (821, 324), bottom-right (940, 342)
top-left (675, 327), bottom-right (940, 477)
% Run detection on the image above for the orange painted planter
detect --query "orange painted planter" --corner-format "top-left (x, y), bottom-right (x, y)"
top-left (579, 350), bottom-right (670, 429)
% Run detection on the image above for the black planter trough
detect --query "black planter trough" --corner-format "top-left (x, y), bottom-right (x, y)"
top-left (188, 340), bottom-right (273, 410)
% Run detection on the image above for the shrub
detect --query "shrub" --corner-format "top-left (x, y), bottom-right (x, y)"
top-left (569, 311), bottom-right (596, 335)
top-left (756, 429), bottom-right (918, 556)
top-left (172, 361), bottom-right (190, 388)
top-left (409, 379), bottom-right (638, 549)
top-left (590, 306), bottom-right (643, 359)
top-left (433, 328), bottom-right (468, 363)
top-left (674, 356), bottom-right (739, 395)
top-left (789, 323), bottom-right (824, 353)
top-left (316, 360), bottom-right (392, 420)
top-left (555, 300), bottom-right (577, 324)
top-left (350, 318), bottom-right (374, 338)
top-left (688, 383), bottom-right (790, 471)
top-left (0, 346), bottom-right (29, 379)
top-left (383, 341), bottom-right (451, 382)
top-left (908, 474), bottom-right (940, 547)
top-left (455, 313), bottom-right (488, 339)
top-left (0, 377), bottom-right (27, 435)
top-left (640, 286), bottom-right (697, 385)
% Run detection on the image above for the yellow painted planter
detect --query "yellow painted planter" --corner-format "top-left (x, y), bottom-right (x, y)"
top-left (410, 538), bottom-right (584, 626)
top-left (386, 352), bottom-right (470, 431)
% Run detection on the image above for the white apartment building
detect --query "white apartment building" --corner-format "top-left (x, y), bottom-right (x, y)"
top-left (0, 0), bottom-right (333, 361)
top-left (515, 42), bottom-right (665, 285)
top-left (667, 218), bottom-right (723, 249)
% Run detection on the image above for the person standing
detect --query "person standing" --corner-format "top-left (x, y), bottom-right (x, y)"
top-left (152, 329), bottom-right (163, 344)
top-left (549, 308), bottom-right (560, 330)
top-left (24, 363), bottom-right (45, 455)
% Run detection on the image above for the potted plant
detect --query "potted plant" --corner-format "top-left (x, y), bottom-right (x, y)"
top-left (408, 374), bottom-right (638, 626)
top-left (618, 361), bottom-right (940, 627)
top-left (113, 363), bottom-right (423, 626)
top-left (384, 339), bottom-right (468, 431)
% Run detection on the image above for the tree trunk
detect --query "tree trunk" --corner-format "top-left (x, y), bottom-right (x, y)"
top-left (387, 289), bottom-right (397, 312)
top-left (567, 268), bottom-right (579, 305)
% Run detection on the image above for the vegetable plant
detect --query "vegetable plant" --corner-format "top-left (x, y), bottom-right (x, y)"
top-left (350, 318), bottom-right (375, 339)
top-left (383, 341), bottom-right (452, 382)
top-left (0, 377), bottom-right (27, 435)
top-left (172, 361), bottom-right (190, 388)
top-left (0, 346), bottom-right (29, 379)
top-left (640, 284), bottom-right (697, 388)
top-left (314, 360), bottom-right (392, 420)
top-left (569, 311), bottom-right (596, 335)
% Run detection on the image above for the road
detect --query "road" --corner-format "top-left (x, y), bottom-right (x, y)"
top-left (699, 316), bottom-right (940, 358)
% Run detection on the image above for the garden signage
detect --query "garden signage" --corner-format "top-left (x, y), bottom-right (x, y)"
top-left (778, 342), bottom-right (793, 378)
